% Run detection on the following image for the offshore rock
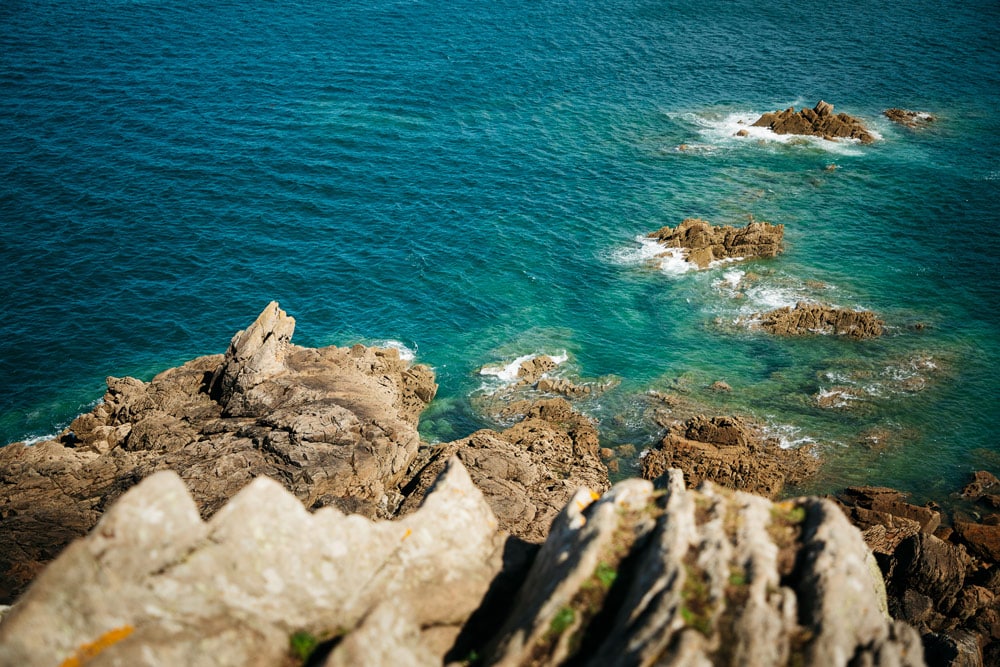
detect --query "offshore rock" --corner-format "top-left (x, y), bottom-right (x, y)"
top-left (647, 217), bottom-right (784, 269)
top-left (0, 459), bottom-right (506, 667)
top-left (398, 398), bottom-right (609, 543)
top-left (0, 466), bottom-right (925, 667)
top-left (749, 301), bottom-right (885, 338)
top-left (639, 414), bottom-right (818, 498)
top-left (752, 100), bottom-right (877, 143)
top-left (0, 302), bottom-right (438, 603)
top-left (884, 108), bottom-right (935, 128)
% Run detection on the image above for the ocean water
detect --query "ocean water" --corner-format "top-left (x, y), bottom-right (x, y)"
top-left (2, 0), bottom-right (998, 503)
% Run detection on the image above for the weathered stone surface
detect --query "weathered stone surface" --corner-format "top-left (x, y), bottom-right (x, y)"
top-left (954, 521), bottom-right (1000, 562)
top-left (647, 217), bottom-right (784, 269)
top-left (0, 303), bottom-right (438, 603)
top-left (484, 471), bottom-right (923, 666)
top-left (398, 398), bottom-right (610, 543)
top-left (748, 301), bottom-right (884, 338)
top-left (640, 414), bottom-right (818, 498)
top-left (838, 486), bottom-right (942, 535)
top-left (0, 459), bottom-right (505, 667)
top-left (752, 100), bottom-right (876, 143)
top-left (961, 471), bottom-right (1000, 502)
top-left (884, 108), bottom-right (935, 128)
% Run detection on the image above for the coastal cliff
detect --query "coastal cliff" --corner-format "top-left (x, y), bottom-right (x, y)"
top-left (1, 304), bottom-right (997, 665)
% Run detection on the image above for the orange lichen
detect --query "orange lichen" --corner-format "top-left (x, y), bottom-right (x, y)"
top-left (59, 625), bottom-right (134, 667)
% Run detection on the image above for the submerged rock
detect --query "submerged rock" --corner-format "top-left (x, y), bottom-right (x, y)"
top-left (0, 463), bottom-right (925, 666)
top-left (647, 217), bottom-right (784, 269)
top-left (884, 108), bottom-right (935, 128)
top-left (640, 414), bottom-right (819, 498)
top-left (747, 301), bottom-right (884, 339)
top-left (751, 100), bottom-right (876, 144)
top-left (0, 302), bottom-right (438, 603)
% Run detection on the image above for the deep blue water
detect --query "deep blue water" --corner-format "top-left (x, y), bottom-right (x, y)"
top-left (2, 0), bottom-right (999, 501)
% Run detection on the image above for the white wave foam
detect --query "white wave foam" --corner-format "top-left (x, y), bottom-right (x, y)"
top-left (610, 236), bottom-right (696, 275)
top-left (21, 433), bottom-right (58, 446)
top-left (479, 351), bottom-right (569, 384)
top-left (685, 111), bottom-right (876, 155)
top-left (762, 422), bottom-right (817, 450)
top-left (374, 339), bottom-right (416, 361)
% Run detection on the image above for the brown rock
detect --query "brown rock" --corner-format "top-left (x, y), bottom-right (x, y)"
top-left (397, 398), bottom-right (610, 543)
top-left (709, 380), bottom-right (732, 392)
top-left (639, 414), bottom-right (818, 498)
top-left (647, 217), bottom-right (784, 269)
top-left (892, 533), bottom-right (970, 608)
top-left (839, 486), bottom-right (941, 534)
top-left (0, 303), bottom-right (438, 603)
top-left (961, 471), bottom-right (1000, 501)
top-left (752, 101), bottom-right (876, 144)
top-left (954, 521), bottom-right (1000, 562)
top-left (884, 108), bottom-right (935, 128)
top-left (749, 301), bottom-right (884, 338)
top-left (515, 355), bottom-right (558, 386)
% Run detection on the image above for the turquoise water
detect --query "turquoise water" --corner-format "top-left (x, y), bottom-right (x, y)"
top-left (2, 0), bottom-right (998, 502)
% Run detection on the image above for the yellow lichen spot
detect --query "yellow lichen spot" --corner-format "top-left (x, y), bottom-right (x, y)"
top-left (589, 490), bottom-right (601, 501)
top-left (401, 528), bottom-right (413, 541)
top-left (60, 625), bottom-right (134, 667)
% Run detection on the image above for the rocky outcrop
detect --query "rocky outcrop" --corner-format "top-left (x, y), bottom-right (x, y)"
top-left (0, 302), bottom-right (438, 603)
top-left (836, 474), bottom-right (1000, 666)
top-left (747, 302), bottom-right (884, 338)
top-left (0, 459), bottom-right (506, 667)
top-left (0, 464), bottom-right (924, 666)
top-left (640, 414), bottom-right (818, 498)
top-left (398, 398), bottom-right (610, 543)
top-left (647, 217), bottom-right (784, 269)
top-left (884, 108), bottom-right (935, 128)
top-left (752, 100), bottom-right (876, 144)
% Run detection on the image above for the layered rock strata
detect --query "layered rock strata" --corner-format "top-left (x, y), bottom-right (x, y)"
top-left (639, 414), bottom-right (818, 498)
top-left (0, 302), bottom-right (438, 602)
top-left (836, 475), bottom-right (1000, 666)
top-left (752, 100), bottom-right (876, 143)
top-left (0, 462), bottom-right (925, 667)
top-left (647, 217), bottom-right (784, 269)
top-left (747, 302), bottom-right (884, 339)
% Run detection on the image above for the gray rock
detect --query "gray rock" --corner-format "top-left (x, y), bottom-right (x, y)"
top-left (0, 457), bottom-right (504, 667)
top-left (481, 471), bottom-right (924, 666)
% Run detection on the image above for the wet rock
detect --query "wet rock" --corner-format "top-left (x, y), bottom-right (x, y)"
top-left (838, 486), bottom-right (942, 534)
top-left (748, 301), bottom-right (884, 338)
top-left (647, 217), bottom-right (784, 269)
top-left (397, 398), bottom-right (610, 543)
top-left (0, 303), bottom-right (438, 603)
top-left (709, 380), bottom-right (732, 392)
top-left (0, 459), bottom-right (505, 667)
top-left (639, 414), bottom-right (818, 498)
top-left (515, 355), bottom-right (558, 386)
top-left (752, 100), bottom-right (876, 143)
top-left (961, 471), bottom-right (1000, 502)
top-left (884, 108), bottom-right (935, 128)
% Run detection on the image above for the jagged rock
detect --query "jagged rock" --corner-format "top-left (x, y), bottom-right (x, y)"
top-left (0, 303), bottom-right (438, 603)
top-left (838, 486), bottom-right (942, 535)
top-left (515, 355), bottom-right (558, 386)
top-left (536, 376), bottom-right (593, 397)
top-left (748, 301), bottom-right (884, 338)
top-left (954, 521), bottom-right (1000, 562)
top-left (639, 414), bottom-right (818, 498)
top-left (0, 459), bottom-right (505, 667)
top-left (647, 217), bottom-right (784, 269)
top-left (483, 470), bottom-right (923, 666)
top-left (710, 380), bottom-right (732, 392)
top-left (398, 398), bottom-right (609, 543)
top-left (752, 101), bottom-right (876, 144)
top-left (884, 108), bottom-right (935, 128)
top-left (961, 471), bottom-right (1000, 502)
